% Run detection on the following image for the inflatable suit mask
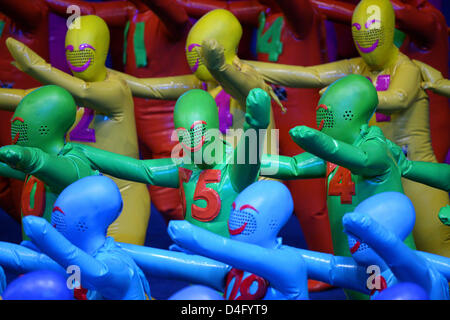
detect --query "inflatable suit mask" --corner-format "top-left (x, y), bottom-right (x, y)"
top-left (174, 89), bottom-right (220, 164)
top-left (186, 9), bottom-right (243, 82)
top-left (352, 0), bottom-right (397, 70)
top-left (65, 15), bottom-right (110, 82)
top-left (347, 192), bottom-right (416, 266)
top-left (11, 85), bottom-right (76, 154)
top-left (51, 175), bottom-right (123, 255)
top-left (228, 180), bottom-right (294, 248)
top-left (316, 74), bottom-right (378, 144)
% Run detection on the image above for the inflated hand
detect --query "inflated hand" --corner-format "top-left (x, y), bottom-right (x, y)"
top-left (245, 88), bottom-right (270, 129)
top-left (0, 145), bottom-right (28, 168)
top-left (289, 125), bottom-right (327, 151)
top-left (199, 39), bottom-right (226, 72)
top-left (6, 37), bottom-right (46, 73)
top-left (438, 205), bottom-right (450, 226)
top-left (167, 220), bottom-right (199, 250)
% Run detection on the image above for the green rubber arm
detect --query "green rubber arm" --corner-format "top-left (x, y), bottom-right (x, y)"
top-left (229, 88), bottom-right (271, 192)
top-left (71, 143), bottom-right (181, 188)
top-left (289, 126), bottom-right (390, 177)
top-left (260, 152), bottom-right (326, 179)
top-left (0, 162), bottom-right (26, 180)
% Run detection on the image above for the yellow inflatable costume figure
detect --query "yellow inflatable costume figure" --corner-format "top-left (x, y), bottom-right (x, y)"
top-left (4, 15), bottom-right (150, 245)
top-left (243, 0), bottom-right (450, 257)
top-left (111, 9), bottom-right (281, 153)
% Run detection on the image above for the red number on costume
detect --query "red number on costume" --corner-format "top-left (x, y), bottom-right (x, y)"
top-left (327, 164), bottom-right (355, 204)
top-left (21, 176), bottom-right (46, 217)
top-left (225, 268), bottom-right (269, 300)
top-left (191, 169), bottom-right (221, 222)
top-left (178, 168), bottom-right (193, 218)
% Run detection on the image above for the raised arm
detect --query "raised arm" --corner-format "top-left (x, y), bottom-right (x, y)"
top-left (23, 216), bottom-right (130, 296)
top-left (198, 39), bottom-right (283, 111)
top-left (0, 145), bottom-right (95, 193)
top-left (0, 88), bottom-right (31, 112)
top-left (243, 58), bottom-right (354, 89)
top-left (289, 126), bottom-right (391, 177)
top-left (108, 69), bottom-right (202, 100)
top-left (168, 220), bottom-right (308, 299)
top-left (118, 242), bottom-right (229, 292)
top-left (413, 59), bottom-right (450, 98)
top-left (70, 143), bottom-right (180, 188)
top-left (0, 241), bottom-right (63, 275)
top-left (0, 0), bottom-right (45, 32)
top-left (229, 88), bottom-right (271, 193)
top-left (343, 212), bottom-right (433, 293)
top-left (6, 37), bottom-right (131, 118)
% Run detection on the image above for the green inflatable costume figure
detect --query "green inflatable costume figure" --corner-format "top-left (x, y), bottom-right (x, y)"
top-left (64, 88), bottom-right (271, 237)
top-left (0, 85), bottom-right (98, 236)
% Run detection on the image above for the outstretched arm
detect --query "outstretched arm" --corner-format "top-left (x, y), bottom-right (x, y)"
top-left (23, 216), bottom-right (130, 296)
top-left (343, 212), bottom-right (432, 293)
top-left (70, 143), bottom-right (180, 188)
top-left (0, 88), bottom-right (35, 112)
top-left (168, 221), bottom-right (308, 299)
top-left (388, 139), bottom-right (450, 193)
top-left (118, 242), bottom-right (228, 292)
top-left (198, 39), bottom-right (284, 112)
top-left (413, 59), bottom-right (450, 98)
top-left (0, 240), bottom-right (64, 275)
top-left (260, 152), bottom-right (326, 180)
top-left (6, 38), bottom-right (129, 118)
top-left (107, 69), bottom-right (202, 100)
top-left (243, 59), bottom-right (354, 89)
top-left (0, 145), bottom-right (94, 193)
top-left (289, 126), bottom-right (390, 177)
top-left (229, 88), bottom-right (271, 193)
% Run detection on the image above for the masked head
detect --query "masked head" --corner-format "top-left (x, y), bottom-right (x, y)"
top-left (351, 0), bottom-right (397, 70)
top-left (346, 192), bottom-right (415, 266)
top-left (65, 15), bottom-right (110, 82)
top-left (51, 176), bottom-right (123, 255)
top-left (186, 9), bottom-right (242, 82)
top-left (11, 85), bottom-right (76, 153)
top-left (228, 180), bottom-right (293, 248)
top-left (316, 74), bottom-right (378, 144)
top-left (174, 89), bottom-right (220, 164)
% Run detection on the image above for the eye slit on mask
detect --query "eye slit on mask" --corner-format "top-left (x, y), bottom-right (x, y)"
top-left (66, 49), bottom-right (95, 68)
top-left (186, 44), bottom-right (204, 72)
top-left (11, 122), bottom-right (28, 143)
top-left (352, 26), bottom-right (387, 49)
top-left (316, 108), bottom-right (335, 129)
top-left (229, 207), bottom-right (257, 236)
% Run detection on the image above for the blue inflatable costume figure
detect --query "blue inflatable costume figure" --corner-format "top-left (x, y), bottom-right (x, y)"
top-left (169, 188), bottom-right (450, 300)
top-left (2, 270), bottom-right (73, 300)
top-left (0, 175), bottom-right (151, 300)
top-left (167, 180), bottom-right (308, 300)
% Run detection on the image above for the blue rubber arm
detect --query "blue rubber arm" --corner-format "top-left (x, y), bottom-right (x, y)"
top-left (168, 220), bottom-right (311, 299)
top-left (342, 212), bottom-right (432, 292)
top-left (118, 242), bottom-right (229, 292)
top-left (23, 216), bottom-right (130, 294)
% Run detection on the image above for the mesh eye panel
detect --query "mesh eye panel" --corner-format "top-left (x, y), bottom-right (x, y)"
top-left (229, 209), bottom-right (257, 236)
top-left (348, 237), bottom-right (369, 253)
top-left (179, 123), bottom-right (209, 149)
top-left (186, 49), bottom-right (203, 69)
top-left (51, 210), bottom-right (67, 234)
top-left (66, 49), bottom-right (95, 68)
top-left (352, 27), bottom-right (385, 49)
top-left (343, 110), bottom-right (355, 121)
top-left (11, 122), bottom-right (28, 143)
top-left (316, 108), bottom-right (335, 129)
